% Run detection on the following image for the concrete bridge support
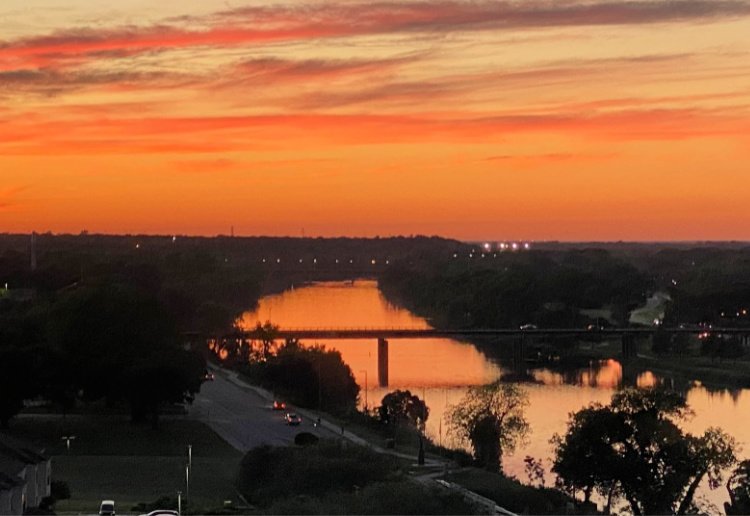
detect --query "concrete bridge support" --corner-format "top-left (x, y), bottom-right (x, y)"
top-left (512, 336), bottom-right (526, 369)
top-left (378, 337), bottom-right (389, 387)
top-left (622, 334), bottom-right (637, 361)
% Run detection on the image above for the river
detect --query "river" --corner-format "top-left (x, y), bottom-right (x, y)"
top-left (240, 280), bottom-right (750, 512)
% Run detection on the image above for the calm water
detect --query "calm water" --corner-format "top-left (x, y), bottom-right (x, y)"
top-left (241, 280), bottom-right (750, 511)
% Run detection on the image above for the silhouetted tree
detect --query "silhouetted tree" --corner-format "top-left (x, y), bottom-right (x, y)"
top-left (50, 283), bottom-right (204, 424)
top-left (726, 460), bottom-right (750, 515)
top-left (378, 390), bottom-right (429, 429)
top-left (552, 388), bottom-right (737, 515)
top-left (446, 382), bottom-right (529, 473)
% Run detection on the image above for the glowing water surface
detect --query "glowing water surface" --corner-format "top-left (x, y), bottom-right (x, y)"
top-left (242, 280), bottom-right (750, 512)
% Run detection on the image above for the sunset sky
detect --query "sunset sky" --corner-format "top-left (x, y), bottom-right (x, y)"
top-left (2, 0), bottom-right (750, 240)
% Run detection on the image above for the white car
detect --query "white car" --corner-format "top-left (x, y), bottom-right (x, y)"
top-left (99, 500), bottom-right (115, 516)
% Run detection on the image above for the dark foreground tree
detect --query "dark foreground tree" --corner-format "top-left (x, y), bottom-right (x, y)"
top-left (247, 339), bottom-right (360, 414)
top-left (50, 283), bottom-right (205, 424)
top-left (378, 390), bottom-right (429, 429)
top-left (552, 388), bottom-right (737, 515)
top-left (446, 382), bottom-right (529, 473)
top-left (726, 460), bottom-right (750, 515)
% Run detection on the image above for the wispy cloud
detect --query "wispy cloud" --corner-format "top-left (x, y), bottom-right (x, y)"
top-left (3, 1), bottom-right (749, 72)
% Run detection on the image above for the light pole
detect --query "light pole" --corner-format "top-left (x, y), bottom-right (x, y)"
top-left (187, 444), bottom-right (192, 468)
top-left (359, 370), bottom-right (368, 413)
top-left (61, 435), bottom-right (76, 453)
top-left (177, 491), bottom-right (182, 516)
top-left (185, 464), bottom-right (190, 508)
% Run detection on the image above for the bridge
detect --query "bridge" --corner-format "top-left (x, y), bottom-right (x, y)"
top-left (230, 327), bottom-right (746, 340)
top-left (209, 326), bottom-right (748, 388)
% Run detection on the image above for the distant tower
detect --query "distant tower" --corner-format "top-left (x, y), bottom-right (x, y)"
top-left (30, 232), bottom-right (37, 271)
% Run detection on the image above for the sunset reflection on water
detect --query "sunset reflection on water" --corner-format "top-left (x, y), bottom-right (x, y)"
top-left (241, 280), bottom-right (750, 509)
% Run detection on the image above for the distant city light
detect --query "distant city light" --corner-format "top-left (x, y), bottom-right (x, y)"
top-left (483, 243), bottom-right (491, 250)
top-left (172, 236), bottom-right (177, 243)
top-left (453, 253), bottom-right (458, 258)
top-left (524, 243), bottom-right (530, 250)
top-left (135, 243), bottom-right (140, 249)
top-left (276, 258), bottom-right (281, 263)
top-left (511, 243), bottom-right (518, 250)
top-left (371, 259), bottom-right (376, 265)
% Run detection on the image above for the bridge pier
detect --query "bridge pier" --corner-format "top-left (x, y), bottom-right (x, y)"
top-left (622, 334), bottom-right (637, 361)
top-left (513, 336), bottom-right (526, 369)
top-left (377, 338), bottom-right (389, 387)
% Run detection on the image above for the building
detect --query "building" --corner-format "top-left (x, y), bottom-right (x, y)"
top-left (0, 436), bottom-right (51, 515)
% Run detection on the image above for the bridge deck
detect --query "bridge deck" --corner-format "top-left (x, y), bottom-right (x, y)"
top-left (217, 327), bottom-right (747, 340)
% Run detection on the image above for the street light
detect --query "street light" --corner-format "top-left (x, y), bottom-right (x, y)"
top-left (61, 435), bottom-right (76, 453)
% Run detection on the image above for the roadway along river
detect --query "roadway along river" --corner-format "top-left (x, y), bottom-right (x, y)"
top-left (240, 279), bottom-right (750, 511)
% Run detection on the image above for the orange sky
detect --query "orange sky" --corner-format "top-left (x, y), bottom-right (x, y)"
top-left (2, 0), bottom-right (750, 240)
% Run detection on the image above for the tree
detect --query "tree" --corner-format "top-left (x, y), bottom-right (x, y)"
top-left (0, 346), bottom-right (35, 428)
top-left (249, 340), bottom-right (360, 414)
top-left (552, 388), bottom-right (737, 515)
top-left (726, 460), bottom-right (750, 515)
top-left (446, 382), bottom-right (529, 472)
top-left (50, 283), bottom-right (205, 424)
top-left (253, 321), bottom-right (279, 361)
top-left (378, 390), bottom-right (429, 429)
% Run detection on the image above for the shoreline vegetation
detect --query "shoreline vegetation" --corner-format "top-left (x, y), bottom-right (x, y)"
top-left (4, 235), bottom-right (750, 514)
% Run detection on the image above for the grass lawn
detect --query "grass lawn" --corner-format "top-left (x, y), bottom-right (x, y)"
top-left (4, 416), bottom-right (241, 514)
top-left (445, 468), bottom-right (585, 515)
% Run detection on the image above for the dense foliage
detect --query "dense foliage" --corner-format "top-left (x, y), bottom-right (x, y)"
top-left (552, 388), bottom-right (737, 515)
top-left (0, 282), bottom-right (205, 427)
top-left (380, 249), bottom-right (648, 329)
top-left (378, 389), bottom-right (429, 429)
top-left (236, 339), bottom-right (360, 414)
top-left (446, 382), bottom-right (529, 472)
top-left (237, 441), bottom-right (476, 514)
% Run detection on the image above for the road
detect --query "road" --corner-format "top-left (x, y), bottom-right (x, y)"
top-left (189, 366), bottom-right (517, 515)
top-left (189, 366), bottom-right (340, 452)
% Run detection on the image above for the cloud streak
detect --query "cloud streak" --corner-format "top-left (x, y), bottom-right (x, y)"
top-left (1, 108), bottom-right (748, 155)
top-left (3, 1), bottom-right (749, 71)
